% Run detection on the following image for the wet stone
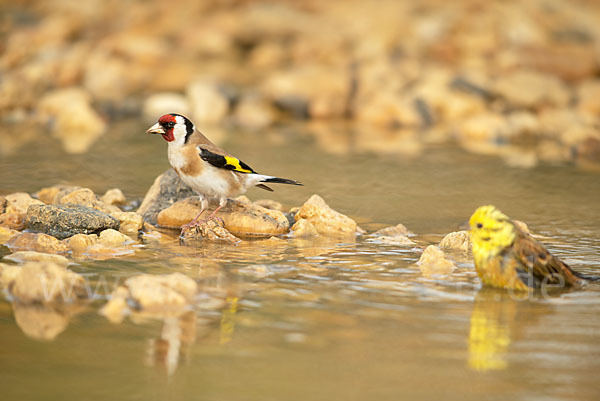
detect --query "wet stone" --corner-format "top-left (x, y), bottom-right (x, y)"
top-left (63, 233), bottom-right (98, 253)
top-left (0, 226), bottom-right (19, 243)
top-left (372, 223), bottom-right (412, 237)
top-left (290, 218), bottom-right (320, 237)
top-left (180, 219), bottom-right (241, 245)
top-left (36, 185), bottom-right (80, 205)
top-left (439, 231), bottom-right (471, 251)
top-left (417, 245), bottom-right (456, 275)
top-left (110, 211), bottom-right (144, 235)
top-left (98, 229), bottom-right (132, 247)
top-left (8, 232), bottom-right (69, 254)
top-left (101, 188), bottom-right (127, 206)
top-left (25, 204), bottom-right (120, 240)
top-left (57, 188), bottom-right (120, 214)
top-left (293, 194), bottom-right (358, 237)
top-left (4, 251), bottom-right (69, 266)
top-left (0, 192), bottom-right (45, 230)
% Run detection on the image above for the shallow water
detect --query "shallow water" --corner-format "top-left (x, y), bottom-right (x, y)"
top-left (1, 121), bottom-right (600, 401)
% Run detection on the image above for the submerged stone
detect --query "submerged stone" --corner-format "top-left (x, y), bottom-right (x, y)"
top-left (25, 204), bottom-right (119, 240)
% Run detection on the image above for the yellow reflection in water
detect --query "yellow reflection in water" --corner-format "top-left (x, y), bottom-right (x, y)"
top-left (220, 296), bottom-right (238, 345)
top-left (468, 306), bottom-right (511, 370)
top-left (467, 289), bottom-right (529, 372)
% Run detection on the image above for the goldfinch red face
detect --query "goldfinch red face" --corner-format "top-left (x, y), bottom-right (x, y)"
top-left (146, 113), bottom-right (195, 144)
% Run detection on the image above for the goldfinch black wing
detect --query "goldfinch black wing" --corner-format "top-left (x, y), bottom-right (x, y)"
top-left (198, 147), bottom-right (256, 174)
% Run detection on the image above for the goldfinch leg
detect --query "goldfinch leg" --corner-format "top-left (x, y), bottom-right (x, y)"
top-left (181, 197), bottom-right (208, 233)
top-left (205, 198), bottom-right (227, 225)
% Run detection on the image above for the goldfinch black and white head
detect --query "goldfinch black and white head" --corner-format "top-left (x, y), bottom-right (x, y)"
top-left (146, 113), bottom-right (195, 145)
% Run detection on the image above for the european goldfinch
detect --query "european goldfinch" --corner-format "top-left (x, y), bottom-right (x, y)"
top-left (147, 113), bottom-right (302, 230)
top-left (468, 205), bottom-right (597, 291)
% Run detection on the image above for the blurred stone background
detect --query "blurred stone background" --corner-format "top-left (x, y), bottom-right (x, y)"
top-left (1, 0), bottom-right (599, 165)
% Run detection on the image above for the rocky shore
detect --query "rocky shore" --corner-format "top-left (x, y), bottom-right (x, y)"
top-left (1, 166), bottom-right (475, 331)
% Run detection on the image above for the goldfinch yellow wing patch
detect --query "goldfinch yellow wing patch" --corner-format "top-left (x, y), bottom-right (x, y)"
top-left (199, 148), bottom-right (256, 174)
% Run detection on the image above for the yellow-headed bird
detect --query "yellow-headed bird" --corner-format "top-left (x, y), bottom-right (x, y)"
top-left (468, 205), bottom-right (596, 291)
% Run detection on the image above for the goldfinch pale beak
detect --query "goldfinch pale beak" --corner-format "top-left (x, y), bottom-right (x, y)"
top-left (146, 123), bottom-right (165, 135)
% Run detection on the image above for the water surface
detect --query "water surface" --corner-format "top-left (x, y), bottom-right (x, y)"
top-left (1, 121), bottom-right (600, 401)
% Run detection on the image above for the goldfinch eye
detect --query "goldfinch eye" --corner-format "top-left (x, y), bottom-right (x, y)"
top-left (476, 223), bottom-right (483, 229)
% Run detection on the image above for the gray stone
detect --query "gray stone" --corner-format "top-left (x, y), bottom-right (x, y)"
top-left (25, 204), bottom-right (119, 240)
top-left (136, 169), bottom-right (196, 225)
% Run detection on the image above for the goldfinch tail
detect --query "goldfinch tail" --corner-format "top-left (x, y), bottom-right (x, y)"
top-left (261, 177), bottom-right (303, 186)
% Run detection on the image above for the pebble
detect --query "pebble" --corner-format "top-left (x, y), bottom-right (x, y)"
top-left (143, 92), bottom-right (190, 120)
top-left (576, 79), bottom-right (600, 118)
top-left (0, 192), bottom-right (45, 230)
top-left (36, 185), bottom-right (79, 205)
top-left (417, 245), bottom-right (456, 275)
top-left (56, 188), bottom-right (120, 214)
top-left (63, 233), bottom-right (98, 253)
top-left (4, 251), bottom-right (69, 266)
top-left (8, 232), bottom-right (69, 254)
top-left (372, 224), bottom-right (412, 237)
top-left (290, 218), bottom-right (320, 237)
top-left (110, 211), bottom-right (143, 235)
top-left (98, 229), bottom-right (132, 247)
top-left (37, 87), bottom-right (106, 154)
top-left (25, 204), bottom-right (120, 240)
top-left (101, 188), bottom-right (127, 207)
top-left (0, 226), bottom-right (19, 243)
top-left (186, 79), bottom-right (229, 124)
top-left (180, 219), bottom-right (241, 245)
top-left (369, 235), bottom-right (415, 246)
top-left (293, 194), bottom-right (357, 237)
top-left (493, 70), bottom-right (570, 109)
top-left (234, 94), bottom-right (276, 129)
top-left (439, 231), bottom-right (471, 252)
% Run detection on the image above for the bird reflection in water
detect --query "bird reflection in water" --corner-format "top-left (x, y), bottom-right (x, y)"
top-left (146, 296), bottom-right (239, 376)
top-left (467, 288), bottom-right (552, 371)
